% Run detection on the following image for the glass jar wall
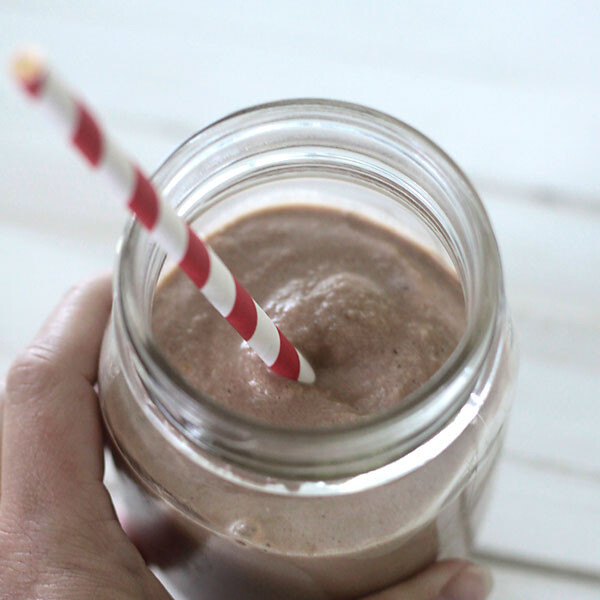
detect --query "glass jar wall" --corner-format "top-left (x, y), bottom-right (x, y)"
top-left (99, 100), bottom-right (517, 599)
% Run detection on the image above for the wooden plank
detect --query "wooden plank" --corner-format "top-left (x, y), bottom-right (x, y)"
top-left (485, 558), bottom-right (600, 600)
top-left (475, 458), bottom-right (600, 574)
top-left (2, 2), bottom-right (600, 196)
top-left (504, 353), bottom-right (599, 474)
top-left (482, 188), bottom-right (600, 324)
top-left (481, 189), bottom-right (600, 476)
top-left (472, 188), bottom-right (600, 572)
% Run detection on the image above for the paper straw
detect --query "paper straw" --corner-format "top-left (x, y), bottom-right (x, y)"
top-left (12, 50), bottom-right (315, 384)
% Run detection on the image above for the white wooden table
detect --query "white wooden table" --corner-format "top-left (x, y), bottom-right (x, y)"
top-left (1, 3), bottom-right (599, 598)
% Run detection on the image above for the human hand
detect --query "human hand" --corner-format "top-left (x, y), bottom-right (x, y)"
top-left (0, 275), bottom-right (170, 599)
top-left (0, 276), bottom-right (492, 600)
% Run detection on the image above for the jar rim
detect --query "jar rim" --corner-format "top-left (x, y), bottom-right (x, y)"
top-left (115, 98), bottom-right (505, 484)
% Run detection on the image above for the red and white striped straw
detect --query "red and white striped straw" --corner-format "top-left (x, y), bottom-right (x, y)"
top-left (12, 50), bottom-right (315, 384)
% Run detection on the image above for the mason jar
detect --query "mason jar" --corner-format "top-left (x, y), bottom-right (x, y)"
top-left (98, 100), bottom-right (517, 599)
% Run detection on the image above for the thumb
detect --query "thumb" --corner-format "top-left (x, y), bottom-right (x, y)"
top-left (1, 275), bottom-right (112, 520)
top-left (363, 560), bottom-right (493, 600)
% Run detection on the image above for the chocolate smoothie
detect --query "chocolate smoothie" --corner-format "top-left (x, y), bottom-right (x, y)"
top-left (101, 204), bottom-right (510, 599)
top-left (152, 206), bottom-right (465, 427)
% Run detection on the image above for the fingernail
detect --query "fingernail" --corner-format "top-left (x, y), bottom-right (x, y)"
top-left (437, 564), bottom-right (493, 600)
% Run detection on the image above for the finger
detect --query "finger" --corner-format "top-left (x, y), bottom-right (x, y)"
top-left (1, 275), bottom-right (112, 518)
top-left (362, 560), bottom-right (493, 600)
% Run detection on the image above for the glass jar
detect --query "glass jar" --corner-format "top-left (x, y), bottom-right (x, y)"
top-left (98, 99), bottom-right (517, 599)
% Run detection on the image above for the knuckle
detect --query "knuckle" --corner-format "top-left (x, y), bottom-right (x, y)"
top-left (62, 277), bottom-right (104, 306)
top-left (0, 520), bottom-right (47, 597)
top-left (5, 347), bottom-right (62, 404)
top-left (62, 282), bottom-right (86, 303)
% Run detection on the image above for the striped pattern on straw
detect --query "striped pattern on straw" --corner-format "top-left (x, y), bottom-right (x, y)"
top-left (12, 50), bottom-right (315, 384)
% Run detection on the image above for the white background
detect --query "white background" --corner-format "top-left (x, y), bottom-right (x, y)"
top-left (1, 2), bottom-right (599, 598)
